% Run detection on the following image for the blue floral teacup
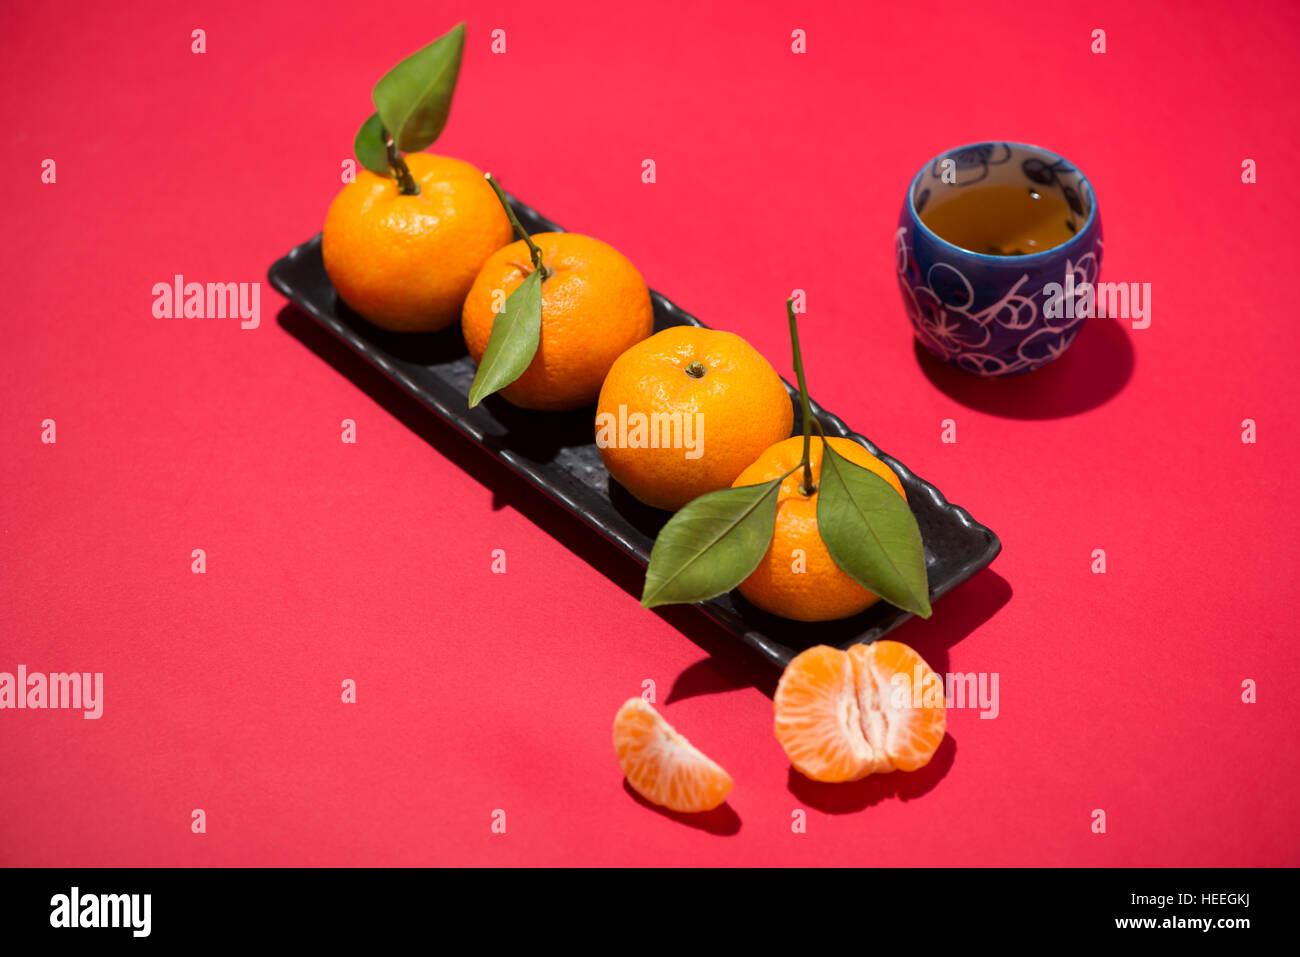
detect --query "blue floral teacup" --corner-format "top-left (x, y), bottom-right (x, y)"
top-left (896, 141), bottom-right (1102, 376)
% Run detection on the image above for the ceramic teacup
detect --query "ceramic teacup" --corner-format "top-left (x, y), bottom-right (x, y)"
top-left (896, 141), bottom-right (1103, 376)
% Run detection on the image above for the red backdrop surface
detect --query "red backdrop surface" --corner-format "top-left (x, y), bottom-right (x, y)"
top-left (2, 0), bottom-right (1298, 866)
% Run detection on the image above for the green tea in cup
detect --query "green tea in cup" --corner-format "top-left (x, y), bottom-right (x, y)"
top-left (919, 183), bottom-right (1077, 257)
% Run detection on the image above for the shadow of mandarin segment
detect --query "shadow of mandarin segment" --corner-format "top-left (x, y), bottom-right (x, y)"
top-left (785, 734), bottom-right (956, 814)
top-left (620, 779), bottom-right (742, 835)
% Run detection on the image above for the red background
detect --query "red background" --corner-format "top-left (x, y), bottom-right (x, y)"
top-left (2, 0), bottom-right (1298, 866)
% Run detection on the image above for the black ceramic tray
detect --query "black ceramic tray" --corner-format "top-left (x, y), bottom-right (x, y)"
top-left (268, 195), bottom-right (1001, 668)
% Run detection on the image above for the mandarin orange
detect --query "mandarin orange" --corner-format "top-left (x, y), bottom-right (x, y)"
top-left (731, 436), bottom-right (906, 622)
top-left (596, 326), bottom-right (793, 510)
top-left (462, 232), bottom-right (654, 411)
top-left (322, 153), bottom-right (511, 333)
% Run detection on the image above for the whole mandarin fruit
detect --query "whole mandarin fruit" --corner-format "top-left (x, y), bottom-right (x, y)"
top-left (322, 153), bottom-right (511, 333)
top-left (596, 326), bottom-right (793, 511)
top-left (732, 436), bottom-right (907, 622)
top-left (462, 232), bottom-right (653, 411)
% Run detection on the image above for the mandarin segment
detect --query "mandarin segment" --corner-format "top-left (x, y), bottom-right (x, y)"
top-left (462, 232), bottom-right (654, 411)
top-left (322, 153), bottom-right (512, 333)
top-left (771, 645), bottom-right (879, 783)
top-left (774, 641), bottom-right (945, 782)
top-left (849, 641), bottom-right (947, 772)
top-left (596, 327), bottom-right (794, 510)
top-left (732, 437), bottom-right (906, 622)
top-left (612, 698), bottom-right (733, 813)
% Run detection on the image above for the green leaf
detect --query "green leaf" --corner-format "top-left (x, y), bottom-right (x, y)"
top-left (816, 441), bottom-right (932, 617)
top-left (354, 113), bottom-right (389, 176)
top-left (467, 269), bottom-right (543, 408)
top-left (372, 23), bottom-right (466, 154)
top-left (641, 480), bottom-right (783, 608)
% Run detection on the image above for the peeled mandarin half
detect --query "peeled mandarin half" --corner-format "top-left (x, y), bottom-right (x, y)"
top-left (773, 641), bottom-right (946, 782)
top-left (612, 698), bottom-right (733, 813)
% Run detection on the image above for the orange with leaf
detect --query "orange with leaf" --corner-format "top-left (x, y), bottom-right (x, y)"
top-left (321, 24), bottom-right (512, 333)
top-left (462, 207), bottom-right (654, 411)
top-left (731, 436), bottom-right (907, 621)
top-left (640, 300), bottom-right (932, 624)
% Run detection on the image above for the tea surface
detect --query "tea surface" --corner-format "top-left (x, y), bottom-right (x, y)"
top-left (921, 185), bottom-right (1076, 256)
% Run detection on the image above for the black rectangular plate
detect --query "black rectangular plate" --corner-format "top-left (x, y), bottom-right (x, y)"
top-left (268, 195), bottom-right (1001, 668)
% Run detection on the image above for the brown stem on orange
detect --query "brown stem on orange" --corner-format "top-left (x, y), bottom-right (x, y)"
top-left (485, 173), bottom-right (551, 280)
top-left (385, 133), bottom-right (420, 196)
top-left (787, 299), bottom-right (816, 496)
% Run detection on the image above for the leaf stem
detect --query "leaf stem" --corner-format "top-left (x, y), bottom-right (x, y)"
top-left (385, 131), bottom-right (420, 196)
top-left (485, 174), bottom-right (551, 280)
top-left (787, 298), bottom-right (816, 496)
